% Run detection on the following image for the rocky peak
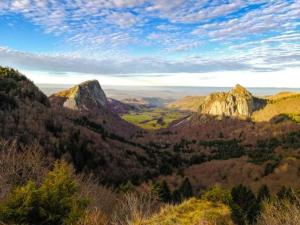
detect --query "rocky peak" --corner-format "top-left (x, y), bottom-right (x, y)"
top-left (51, 80), bottom-right (108, 111)
top-left (230, 84), bottom-right (251, 96)
top-left (198, 85), bottom-right (265, 119)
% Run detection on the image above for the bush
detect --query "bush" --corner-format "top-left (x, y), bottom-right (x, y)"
top-left (202, 186), bottom-right (232, 205)
top-left (0, 161), bottom-right (88, 225)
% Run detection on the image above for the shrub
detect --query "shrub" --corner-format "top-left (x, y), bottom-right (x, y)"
top-left (202, 186), bottom-right (232, 205)
top-left (0, 161), bottom-right (88, 225)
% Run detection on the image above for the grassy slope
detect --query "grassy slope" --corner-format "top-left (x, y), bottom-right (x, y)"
top-left (143, 198), bottom-right (233, 225)
top-left (167, 96), bottom-right (205, 112)
top-left (252, 92), bottom-right (300, 122)
top-left (122, 108), bottom-right (189, 130)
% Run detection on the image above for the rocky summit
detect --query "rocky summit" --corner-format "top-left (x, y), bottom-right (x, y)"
top-left (50, 80), bottom-right (108, 111)
top-left (198, 84), bottom-right (266, 118)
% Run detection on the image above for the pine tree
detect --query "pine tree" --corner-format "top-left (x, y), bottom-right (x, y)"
top-left (172, 189), bottom-right (182, 203)
top-left (179, 178), bottom-right (193, 199)
top-left (160, 181), bottom-right (171, 203)
top-left (230, 184), bottom-right (259, 225)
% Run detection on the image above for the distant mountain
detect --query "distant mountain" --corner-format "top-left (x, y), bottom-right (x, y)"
top-left (167, 96), bottom-right (206, 112)
top-left (122, 97), bottom-right (169, 108)
top-left (108, 97), bottom-right (138, 115)
top-left (198, 84), bottom-right (266, 119)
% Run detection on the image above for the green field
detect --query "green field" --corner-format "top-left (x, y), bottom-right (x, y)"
top-left (122, 108), bottom-right (190, 130)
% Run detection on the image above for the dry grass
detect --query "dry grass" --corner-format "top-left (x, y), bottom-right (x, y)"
top-left (111, 192), bottom-right (160, 225)
top-left (257, 199), bottom-right (300, 225)
top-left (143, 198), bottom-right (234, 225)
top-left (78, 208), bottom-right (109, 225)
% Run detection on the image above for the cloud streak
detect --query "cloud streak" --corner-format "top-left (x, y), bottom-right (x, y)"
top-left (0, 46), bottom-right (298, 75)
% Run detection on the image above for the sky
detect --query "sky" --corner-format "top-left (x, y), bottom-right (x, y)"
top-left (0, 0), bottom-right (299, 87)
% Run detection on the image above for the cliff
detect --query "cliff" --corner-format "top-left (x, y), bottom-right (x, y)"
top-left (50, 80), bottom-right (108, 112)
top-left (198, 84), bottom-right (265, 118)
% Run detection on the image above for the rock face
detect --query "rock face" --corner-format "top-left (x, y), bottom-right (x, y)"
top-left (198, 84), bottom-right (265, 118)
top-left (50, 80), bottom-right (108, 111)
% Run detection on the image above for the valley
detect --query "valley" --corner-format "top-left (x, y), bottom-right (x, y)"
top-left (1, 67), bottom-right (300, 225)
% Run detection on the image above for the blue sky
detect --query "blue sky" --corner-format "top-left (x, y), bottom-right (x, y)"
top-left (0, 0), bottom-right (299, 87)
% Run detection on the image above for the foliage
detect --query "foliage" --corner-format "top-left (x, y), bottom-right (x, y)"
top-left (199, 139), bottom-right (245, 160)
top-left (119, 181), bottom-right (135, 193)
top-left (202, 186), bottom-right (232, 205)
top-left (257, 198), bottom-right (300, 225)
top-left (144, 198), bottom-right (234, 225)
top-left (0, 66), bottom-right (48, 106)
top-left (230, 184), bottom-right (260, 225)
top-left (276, 186), bottom-right (297, 202)
top-left (178, 178), bottom-right (193, 200)
top-left (257, 185), bottom-right (271, 203)
top-left (0, 161), bottom-right (88, 225)
top-left (264, 161), bottom-right (280, 176)
top-left (151, 181), bottom-right (171, 203)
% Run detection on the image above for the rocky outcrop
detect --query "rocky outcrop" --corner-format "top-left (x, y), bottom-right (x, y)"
top-left (50, 80), bottom-right (108, 111)
top-left (198, 84), bottom-right (266, 118)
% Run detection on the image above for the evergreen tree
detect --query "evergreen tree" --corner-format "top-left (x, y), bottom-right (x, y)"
top-left (0, 161), bottom-right (87, 225)
top-left (151, 181), bottom-right (172, 203)
top-left (159, 181), bottom-right (172, 203)
top-left (230, 184), bottom-right (259, 225)
top-left (257, 184), bottom-right (270, 203)
top-left (172, 189), bottom-right (182, 204)
top-left (179, 178), bottom-right (193, 199)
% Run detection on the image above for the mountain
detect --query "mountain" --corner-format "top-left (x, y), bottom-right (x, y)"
top-left (167, 96), bottom-right (206, 112)
top-left (2, 67), bottom-right (300, 193)
top-left (49, 80), bottom-right (108, 112)
top-left (198, 84), bottom-right (266, 119)
top-left (0, 67), bottom-right (171, 185)
top-left (122, 97), bottom-right (169, 108)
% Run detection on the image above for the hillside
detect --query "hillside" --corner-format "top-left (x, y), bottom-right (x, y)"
top-left (0, 67), bottom-right (175, 185)
top-left (167, 96), bottom-right (205, 112)
top-left (252, 92), bottom-right (300, 122)
top-left (2, 67), bottom-right (300, 196)
top-left (143, 198), bottom-right (234, 225)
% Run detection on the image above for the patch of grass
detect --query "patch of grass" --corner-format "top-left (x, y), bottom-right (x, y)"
top-left (122, 108), bottom-right (189, 130)
top-left (143, 198), bottom-right (234, 225)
